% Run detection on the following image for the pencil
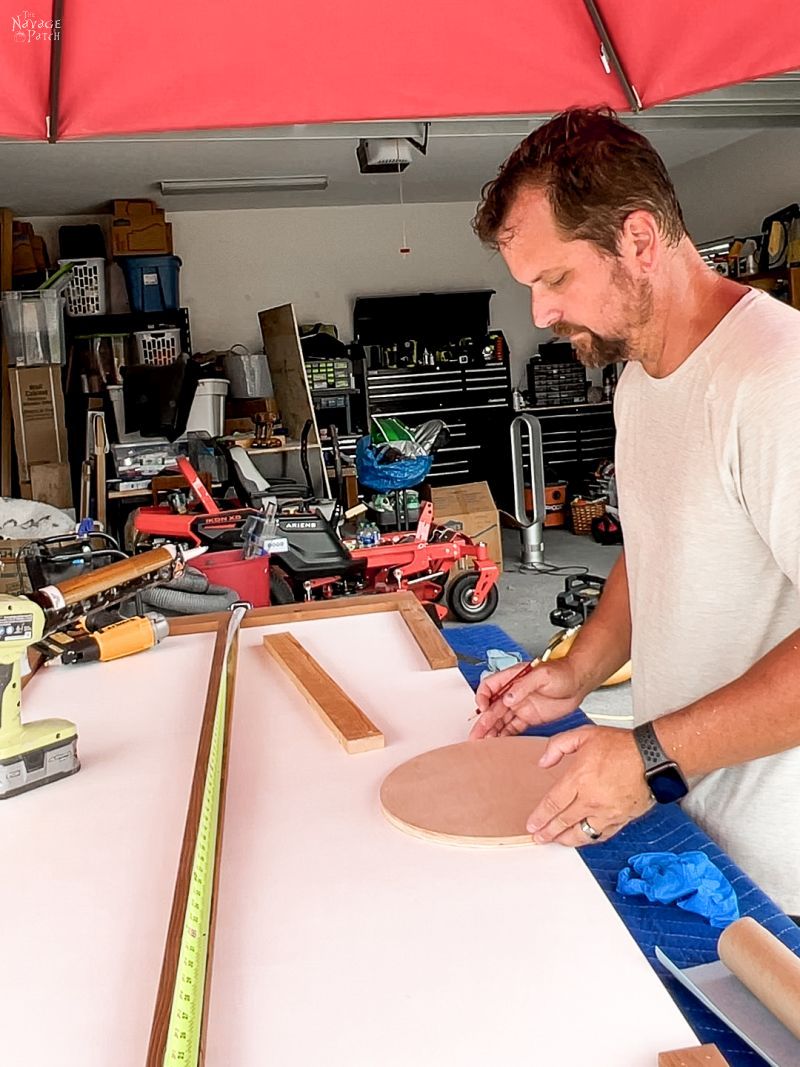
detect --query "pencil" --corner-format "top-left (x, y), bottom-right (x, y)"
top-left (473, 660), bottom-right (536, 719)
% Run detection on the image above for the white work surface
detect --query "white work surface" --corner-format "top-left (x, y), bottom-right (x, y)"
top-left (5, 613), bottom-right (696, 1065)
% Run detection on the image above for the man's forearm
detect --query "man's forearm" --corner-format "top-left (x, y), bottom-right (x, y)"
top-left (565, 552), bottom-right (632, 696)
top-left (655, 626), bottom-right (800, 777)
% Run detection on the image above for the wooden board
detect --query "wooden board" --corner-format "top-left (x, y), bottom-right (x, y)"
top-left (257, 303), bottom-right (329, 497)
top-left (398, 599), bottom-right (454, 670)
top-left (659, 1046), bottom-right (729, 1066)
top-left (262, 631), bottom-right (383, 753)
top-left (167, 592), bottom-right (457, 672)
top-left (380, 737), bottom-right (572, 846)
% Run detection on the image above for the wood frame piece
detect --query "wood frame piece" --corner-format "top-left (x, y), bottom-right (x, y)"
top-left (147, 618), bottom-right (238, 1065)
top-left (263, 631), bottom-right (384, 753)
top-left (658, 1046), bottom-right (729, 1066)
top-left (168, 591), bottom-right (457, 671)
top-left (1, 207), bottom-right (14, 497)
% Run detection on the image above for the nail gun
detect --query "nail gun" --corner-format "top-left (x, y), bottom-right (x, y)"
top-left (0, 544), bottom-right (192, 800)
top-left (40, 612), bottom-right (170, 665)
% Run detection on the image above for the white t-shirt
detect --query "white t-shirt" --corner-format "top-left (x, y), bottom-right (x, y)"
top-left (614, 287), bottom-right (800, 915)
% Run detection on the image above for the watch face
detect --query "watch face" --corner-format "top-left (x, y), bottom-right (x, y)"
top-left (648, 763), bottom-right (689, 804)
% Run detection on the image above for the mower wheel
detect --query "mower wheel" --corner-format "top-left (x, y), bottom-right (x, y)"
top-left (269, 572), bottom-right (295, 605)
top-left (447, 572), bottom-right (498, 623)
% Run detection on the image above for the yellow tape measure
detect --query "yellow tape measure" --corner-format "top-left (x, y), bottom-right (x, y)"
top-left (162, 605), bottom-right (244, 1065)
top-left (163, 668), bottom-right (226, 1064)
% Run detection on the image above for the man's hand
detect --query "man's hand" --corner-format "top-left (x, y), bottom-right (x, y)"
top-left (469, 658), bottom-right (586, 740)
top-left (526, 725), bottom-right (653, 846)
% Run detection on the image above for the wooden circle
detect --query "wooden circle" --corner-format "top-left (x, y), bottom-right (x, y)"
top-left (380, 737), bottom-right (571, 847)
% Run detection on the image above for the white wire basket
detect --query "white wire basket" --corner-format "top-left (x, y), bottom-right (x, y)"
top-left (133, 327), bottom-right (182, 366)
top-left (57, 257), bottom-right (107, 316)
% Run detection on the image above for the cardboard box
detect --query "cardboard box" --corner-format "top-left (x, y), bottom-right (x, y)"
top-left (9, 365), bottom-right (69, 483)
top-left (427, 481), bottom-right (503, 573)
top-left (111, 219), bottom-right (172, 257)
top-left (111, 199), bottom-right (173, 257)
top-left (29, 462), bottom-right (73, 509)
top-left (112, 199), bottom-right (163, 218)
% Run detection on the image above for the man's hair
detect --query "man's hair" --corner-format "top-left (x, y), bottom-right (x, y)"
top-left (472, 107), bottom-right (688, 254)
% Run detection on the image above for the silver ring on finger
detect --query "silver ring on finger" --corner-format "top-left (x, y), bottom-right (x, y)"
top-left (580, 818), bottom-right (602, 841)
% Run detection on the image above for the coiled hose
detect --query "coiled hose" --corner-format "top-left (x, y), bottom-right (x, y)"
top-left (138, 567), bottom-right (239, 616)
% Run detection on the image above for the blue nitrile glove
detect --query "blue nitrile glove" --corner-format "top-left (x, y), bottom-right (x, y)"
top-left (617, 851), bottom-right (739, 929)
top-left (478, 648), bottom-right (524, 685)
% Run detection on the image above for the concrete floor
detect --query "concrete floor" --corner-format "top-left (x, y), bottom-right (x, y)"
top-left (446, 527), bottom-right (633, 726)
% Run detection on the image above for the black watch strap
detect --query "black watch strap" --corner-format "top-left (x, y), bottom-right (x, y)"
top-left (633, 721), bottom-right (669, 771)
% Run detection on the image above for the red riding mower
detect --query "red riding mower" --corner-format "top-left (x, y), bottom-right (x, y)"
top-left (130, 451), bottom-right (500, 622)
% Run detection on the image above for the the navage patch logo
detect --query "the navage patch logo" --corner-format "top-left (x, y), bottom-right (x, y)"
top-left (12, 10), bottom-right (60, 43)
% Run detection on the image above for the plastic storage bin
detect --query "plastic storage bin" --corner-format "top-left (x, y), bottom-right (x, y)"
top-left (120, 255), bottom-right (181, 313)
top-left (185, 379), bottom-right (228, 437)
top-left (133, 327), bottom-right (182, 366)
top-left (57, 258), bottom-right (107, 316)
top-left (1, 289), bottom-right (65, 365)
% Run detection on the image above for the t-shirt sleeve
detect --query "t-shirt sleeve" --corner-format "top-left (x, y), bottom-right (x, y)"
top-left (730, 352), bottom-right (800, 587)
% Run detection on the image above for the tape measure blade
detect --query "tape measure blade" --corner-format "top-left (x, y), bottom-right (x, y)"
top-left (164, 669), bottom-right (226, 1064)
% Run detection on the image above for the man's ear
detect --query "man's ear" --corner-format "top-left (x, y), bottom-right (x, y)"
top-left (621, 210), bottom-right (659, 272)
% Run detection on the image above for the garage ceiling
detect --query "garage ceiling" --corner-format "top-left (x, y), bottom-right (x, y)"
top-left (3, 75), bottom-right (800, 216)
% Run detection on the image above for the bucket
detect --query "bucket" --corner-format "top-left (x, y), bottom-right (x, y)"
top-left (190, 548), bottom-right (271, 607)
top-left (524, 482), bottom-right (568, 527)
top-left (185, 379), bottom-right (228, 437)
top-left (223, 345), bottom-right (272, 398)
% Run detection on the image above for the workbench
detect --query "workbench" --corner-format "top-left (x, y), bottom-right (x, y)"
top-left (448, 623), bottom-right (800, 1066)
top-left (6, 602), bottom-right (699, 1065)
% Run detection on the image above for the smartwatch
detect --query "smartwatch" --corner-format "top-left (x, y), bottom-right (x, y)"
top-left (633, 721), bottom-right (689, 804)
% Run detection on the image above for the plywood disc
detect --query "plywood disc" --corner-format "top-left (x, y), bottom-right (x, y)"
top-left (380, 737), bottom-right (572, 847)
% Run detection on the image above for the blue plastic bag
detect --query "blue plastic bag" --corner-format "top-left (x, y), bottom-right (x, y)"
top-left (355, 435), bottom-right (432, 491)
top-left (617, 851), bottom-right (740, 929)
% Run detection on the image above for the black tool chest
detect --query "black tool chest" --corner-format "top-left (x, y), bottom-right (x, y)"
top-left (350, 290), bottom-right (513, 492)
top-left (522, 402), bottom-right (615, 477)
top-left (357, 362), bottom-right (512, 485)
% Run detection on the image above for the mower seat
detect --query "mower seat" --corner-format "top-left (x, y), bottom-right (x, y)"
top-left (227, 445), bottom-right (312, 504)
top-left (272, 512), bottom-right (364, 581)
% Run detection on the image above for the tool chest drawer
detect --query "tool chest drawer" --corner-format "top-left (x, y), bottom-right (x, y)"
top-left (521, 403), bottom-right (615, 475)
top-left (389, 408), bottom-right (512, 489)
top-left (364, 365), bottom-right (512, 417)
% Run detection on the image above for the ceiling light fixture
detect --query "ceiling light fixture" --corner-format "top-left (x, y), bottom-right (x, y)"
top-left (159, 175), bottom-right (328, 195)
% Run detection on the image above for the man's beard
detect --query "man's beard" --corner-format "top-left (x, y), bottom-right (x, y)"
top-left (552, 268), bottom-right (653, 369)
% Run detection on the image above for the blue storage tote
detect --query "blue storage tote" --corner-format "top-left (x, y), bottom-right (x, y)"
top-left (120, 255), bottom-right (181, 313)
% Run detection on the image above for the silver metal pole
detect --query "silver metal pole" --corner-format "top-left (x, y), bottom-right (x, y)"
top-left (510, 414), bottom-right (545, 569)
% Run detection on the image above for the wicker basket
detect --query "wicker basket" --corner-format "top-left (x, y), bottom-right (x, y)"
top-left (570, 497), bottom-right (607, 535)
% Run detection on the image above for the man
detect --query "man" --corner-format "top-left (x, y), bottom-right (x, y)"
top-left (470, 107), bottom-right (800, 917)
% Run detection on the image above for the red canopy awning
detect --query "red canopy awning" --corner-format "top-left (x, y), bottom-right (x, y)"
top-left (0, 5), bottom-right (52, 138)
top-left (2, 1), bottom-right (800, 140)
